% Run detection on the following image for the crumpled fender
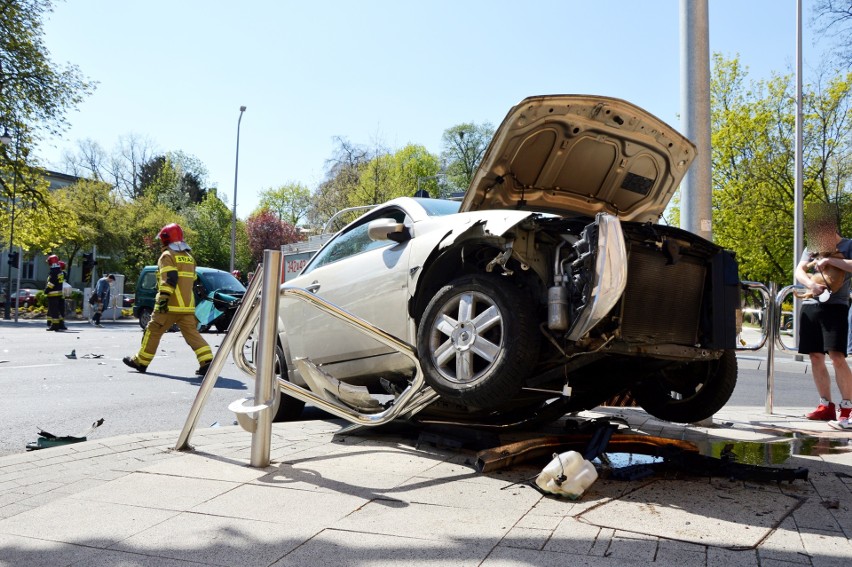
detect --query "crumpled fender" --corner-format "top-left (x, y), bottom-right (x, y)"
top-left (406, 209), bottom-right (536, 290)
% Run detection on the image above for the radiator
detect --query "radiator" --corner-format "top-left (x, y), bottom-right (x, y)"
top-left (619, 245), bottom-right (706, 345)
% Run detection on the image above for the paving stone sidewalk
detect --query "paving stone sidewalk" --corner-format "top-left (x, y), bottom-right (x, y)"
top-left (0, 406), bottom-right (850, 567)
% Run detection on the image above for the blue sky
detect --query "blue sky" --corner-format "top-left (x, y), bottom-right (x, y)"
top-left (38, 0), bottom-right (830, 219)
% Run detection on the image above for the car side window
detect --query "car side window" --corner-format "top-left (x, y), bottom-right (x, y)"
top-left (308, 208), bottom-right (408, 271)
top-left (141, 271), bottom-right (157, 291)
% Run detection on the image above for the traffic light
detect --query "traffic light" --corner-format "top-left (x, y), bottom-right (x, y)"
top-left (82, 252), bottom-right (95, 284)
top-left (6, 251), bottom-right (18, 267)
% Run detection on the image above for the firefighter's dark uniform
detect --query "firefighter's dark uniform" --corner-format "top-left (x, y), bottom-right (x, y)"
top-left (128, 246), bottom-right (212, 371)
top-left (45, 265), bottom-right (66, 331)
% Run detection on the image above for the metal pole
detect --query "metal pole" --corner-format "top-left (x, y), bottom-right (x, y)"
top-left (679, 0), bottom-right (713, 240)
top-left (13, 245), bottom-right (20, 323)
top-left (250, 249), bottom-right (281, 467)
top-left (793, 0), bottom-right (804, 344)
top-left (765, 281), bottom-right (778, 414)
top-left (4, 134), bottom-right (18, 321)
top-left (91, 244), bottom-right (98, 289)
top-left (230, 106), bottom-right (246, 273)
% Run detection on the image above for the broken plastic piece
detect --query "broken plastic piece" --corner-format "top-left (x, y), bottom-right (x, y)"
top-left (26, 418), bottom-right (105, 451)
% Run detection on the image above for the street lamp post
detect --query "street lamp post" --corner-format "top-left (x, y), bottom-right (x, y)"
top-left (2, 127), bottom-right (16, 321)
top-left (230, 106), bottom-right (247, 273)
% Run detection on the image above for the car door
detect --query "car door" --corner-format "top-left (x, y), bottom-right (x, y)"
top-left (283, 206), bottom-right (413, 376)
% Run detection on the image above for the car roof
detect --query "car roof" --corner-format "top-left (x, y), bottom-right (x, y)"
top-left (141, 265), bottom-right (230, 275)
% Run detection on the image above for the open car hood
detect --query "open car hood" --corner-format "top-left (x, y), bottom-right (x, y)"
top-left (459, 95), bottom-right (696, 223)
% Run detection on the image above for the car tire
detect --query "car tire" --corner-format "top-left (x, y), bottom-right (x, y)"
top-left (214, 313), bottom-right (233, 334)
top-left (630, 349), bottom-right (738, 423)
top-left (138, 308), bottom-right (152, 330)
top-left (416, 273), bottom-right (540, 408)
top-left (272, 343), bottom-right (305, 422)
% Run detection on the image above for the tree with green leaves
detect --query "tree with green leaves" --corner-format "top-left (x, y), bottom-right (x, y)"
top-left (257, 182), bottom-right (311, 226)
top-left (347, 143), bottom-right (441, 207)
top-left (709, 54), bottom-right (852, 284)
top-left (50, 178), bottom-right (126, 276)
top-left (115, 196), bottom-right (188, 284)
top-left (440, 122), bottom-right (494, 192)
top-left (185, 191), bottom-right (232, 270)
top-left (139, 152), bottom-right (207, 209)
top-left (0, 160), bottom-right (70, 255)
top-left (0, 0), bottom-right (94, 207)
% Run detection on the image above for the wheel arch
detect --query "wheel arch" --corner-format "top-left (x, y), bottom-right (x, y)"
top-left (410, 240), bottom-right (546, 324)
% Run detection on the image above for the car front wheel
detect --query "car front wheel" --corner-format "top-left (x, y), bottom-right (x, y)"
top-left (630, 349), bottom-right (737, 423)
top-left (416, 274), bottom-right (540, 409)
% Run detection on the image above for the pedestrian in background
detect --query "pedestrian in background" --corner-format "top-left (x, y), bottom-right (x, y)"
top-left (90, 273), bottom-right (115, 327)
top-left (794, 211), bottom-right (852, 430)
top-left (44, 254), bottom-right (67, 331)
top-left (123, 224), bottom-right (213, 375)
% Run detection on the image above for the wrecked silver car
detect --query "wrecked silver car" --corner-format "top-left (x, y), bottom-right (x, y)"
top-left (275, 94), bottom-right (740, 425)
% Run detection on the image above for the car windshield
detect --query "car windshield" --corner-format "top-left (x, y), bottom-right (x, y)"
top-left (202, 271), bottom-right (245, 293)
top-left (413, 198), bottom-right (461, 217)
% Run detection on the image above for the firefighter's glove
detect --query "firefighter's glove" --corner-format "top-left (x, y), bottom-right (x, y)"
top-left (155, 295), bottom-right (170, 313)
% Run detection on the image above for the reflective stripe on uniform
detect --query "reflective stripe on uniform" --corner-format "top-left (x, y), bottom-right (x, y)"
top-left (194, 344), bottom-right (213, 363)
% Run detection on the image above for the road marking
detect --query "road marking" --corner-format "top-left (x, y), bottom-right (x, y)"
top-left (0, 363), bottom-right (63, 370)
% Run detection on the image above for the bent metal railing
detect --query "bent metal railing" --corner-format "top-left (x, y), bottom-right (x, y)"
top-left (175, 249), bottom-right (438, 467)
top-left (176, 261), bottom-right (798, 467)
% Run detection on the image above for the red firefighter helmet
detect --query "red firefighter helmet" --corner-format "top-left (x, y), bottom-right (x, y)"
top-left (47, 254), bottom-right (60, 265)
top-left (58, 260), bottom-right (66, 270)
top-left (157, 223), bottom-right (184, 246)
top-left (231, 270), bottom-right (241, 280)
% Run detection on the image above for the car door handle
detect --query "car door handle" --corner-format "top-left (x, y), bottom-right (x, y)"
top-left (305, 283), bottom-right (321, 293)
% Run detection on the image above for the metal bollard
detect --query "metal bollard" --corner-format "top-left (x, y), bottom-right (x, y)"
top-left (765, 281), bottom-right (777, 414)
top-left (249, 249), bottom-right (281, 467)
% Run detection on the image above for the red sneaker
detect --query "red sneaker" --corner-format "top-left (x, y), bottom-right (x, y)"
top-left (839, 406), bottom-right (852, 421)
top-left (806, 402), bottom-right (836, 421)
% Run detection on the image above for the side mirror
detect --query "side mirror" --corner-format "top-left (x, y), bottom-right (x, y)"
top-left (367, 218), bottom-right (412, 243)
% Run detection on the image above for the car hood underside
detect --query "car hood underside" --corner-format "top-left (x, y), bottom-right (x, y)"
top-left (460, 95), bottom-right (696, 223)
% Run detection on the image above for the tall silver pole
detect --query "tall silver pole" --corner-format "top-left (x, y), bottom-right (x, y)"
top-left (679, 0), bottom-right (713, 241)
top-left (230, 106), bottom-right (247, 273)
top-left (3, 133), bottom-right (17, 321)
top-left (250, 249), bottom-right (281, 467)
top-left (793, 0), bottom-right (804, 344)
top-left (13, 245), bottom-right (21, 323)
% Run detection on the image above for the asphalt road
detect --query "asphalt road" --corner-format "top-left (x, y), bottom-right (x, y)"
top-left (0, 320), bottom-right (828, 457)
top-left (0, 318), bottom-right (251, 457)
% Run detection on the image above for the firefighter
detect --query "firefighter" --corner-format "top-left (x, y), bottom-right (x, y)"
top-left (123, 223), bottom-right (213, 375)
top-left (58, 260), bottom-right (69, 323)
top-left (45, 254), bottom-right (67, 331)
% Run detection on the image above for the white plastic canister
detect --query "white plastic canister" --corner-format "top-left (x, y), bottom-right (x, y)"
top-left (535, 450), bottom-right (598, 499)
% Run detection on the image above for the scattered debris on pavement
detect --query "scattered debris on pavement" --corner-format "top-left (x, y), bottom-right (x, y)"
top-left (26, 418), bottom-right (105, 451)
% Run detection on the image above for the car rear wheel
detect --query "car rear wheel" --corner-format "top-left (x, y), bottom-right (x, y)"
top-left (416, 274), bottom-right (540, 408)
top-left (138, 307), bottom-right (152, 330)
top-left (630, 349), bottom-right (737, 423)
